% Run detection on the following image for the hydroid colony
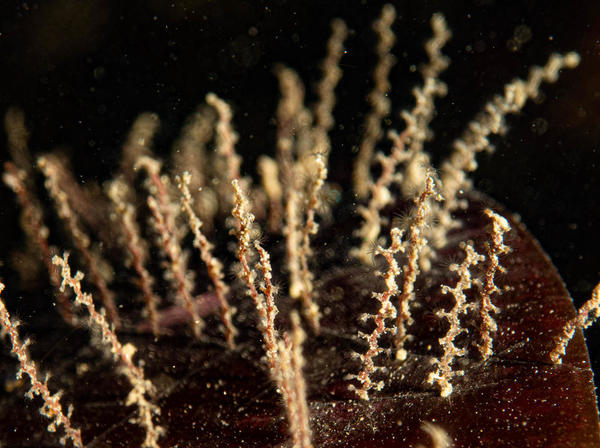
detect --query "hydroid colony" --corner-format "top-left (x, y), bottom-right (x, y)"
top-left (1, 4), bottom-right (598, 447)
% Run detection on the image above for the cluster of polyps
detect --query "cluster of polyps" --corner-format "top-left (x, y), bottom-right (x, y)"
top-left (0, 3), bottom-right (595, 448)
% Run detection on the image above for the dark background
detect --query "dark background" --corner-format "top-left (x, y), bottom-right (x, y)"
top-left (0, 0), bottom-right (598, 397)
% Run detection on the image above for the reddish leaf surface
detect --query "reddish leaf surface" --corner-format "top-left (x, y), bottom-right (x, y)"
top-left (0, 193), bottom-right (598, 447)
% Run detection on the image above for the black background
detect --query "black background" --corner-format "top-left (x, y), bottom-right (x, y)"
top-left (0, 0), bottom-right (599, 399)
